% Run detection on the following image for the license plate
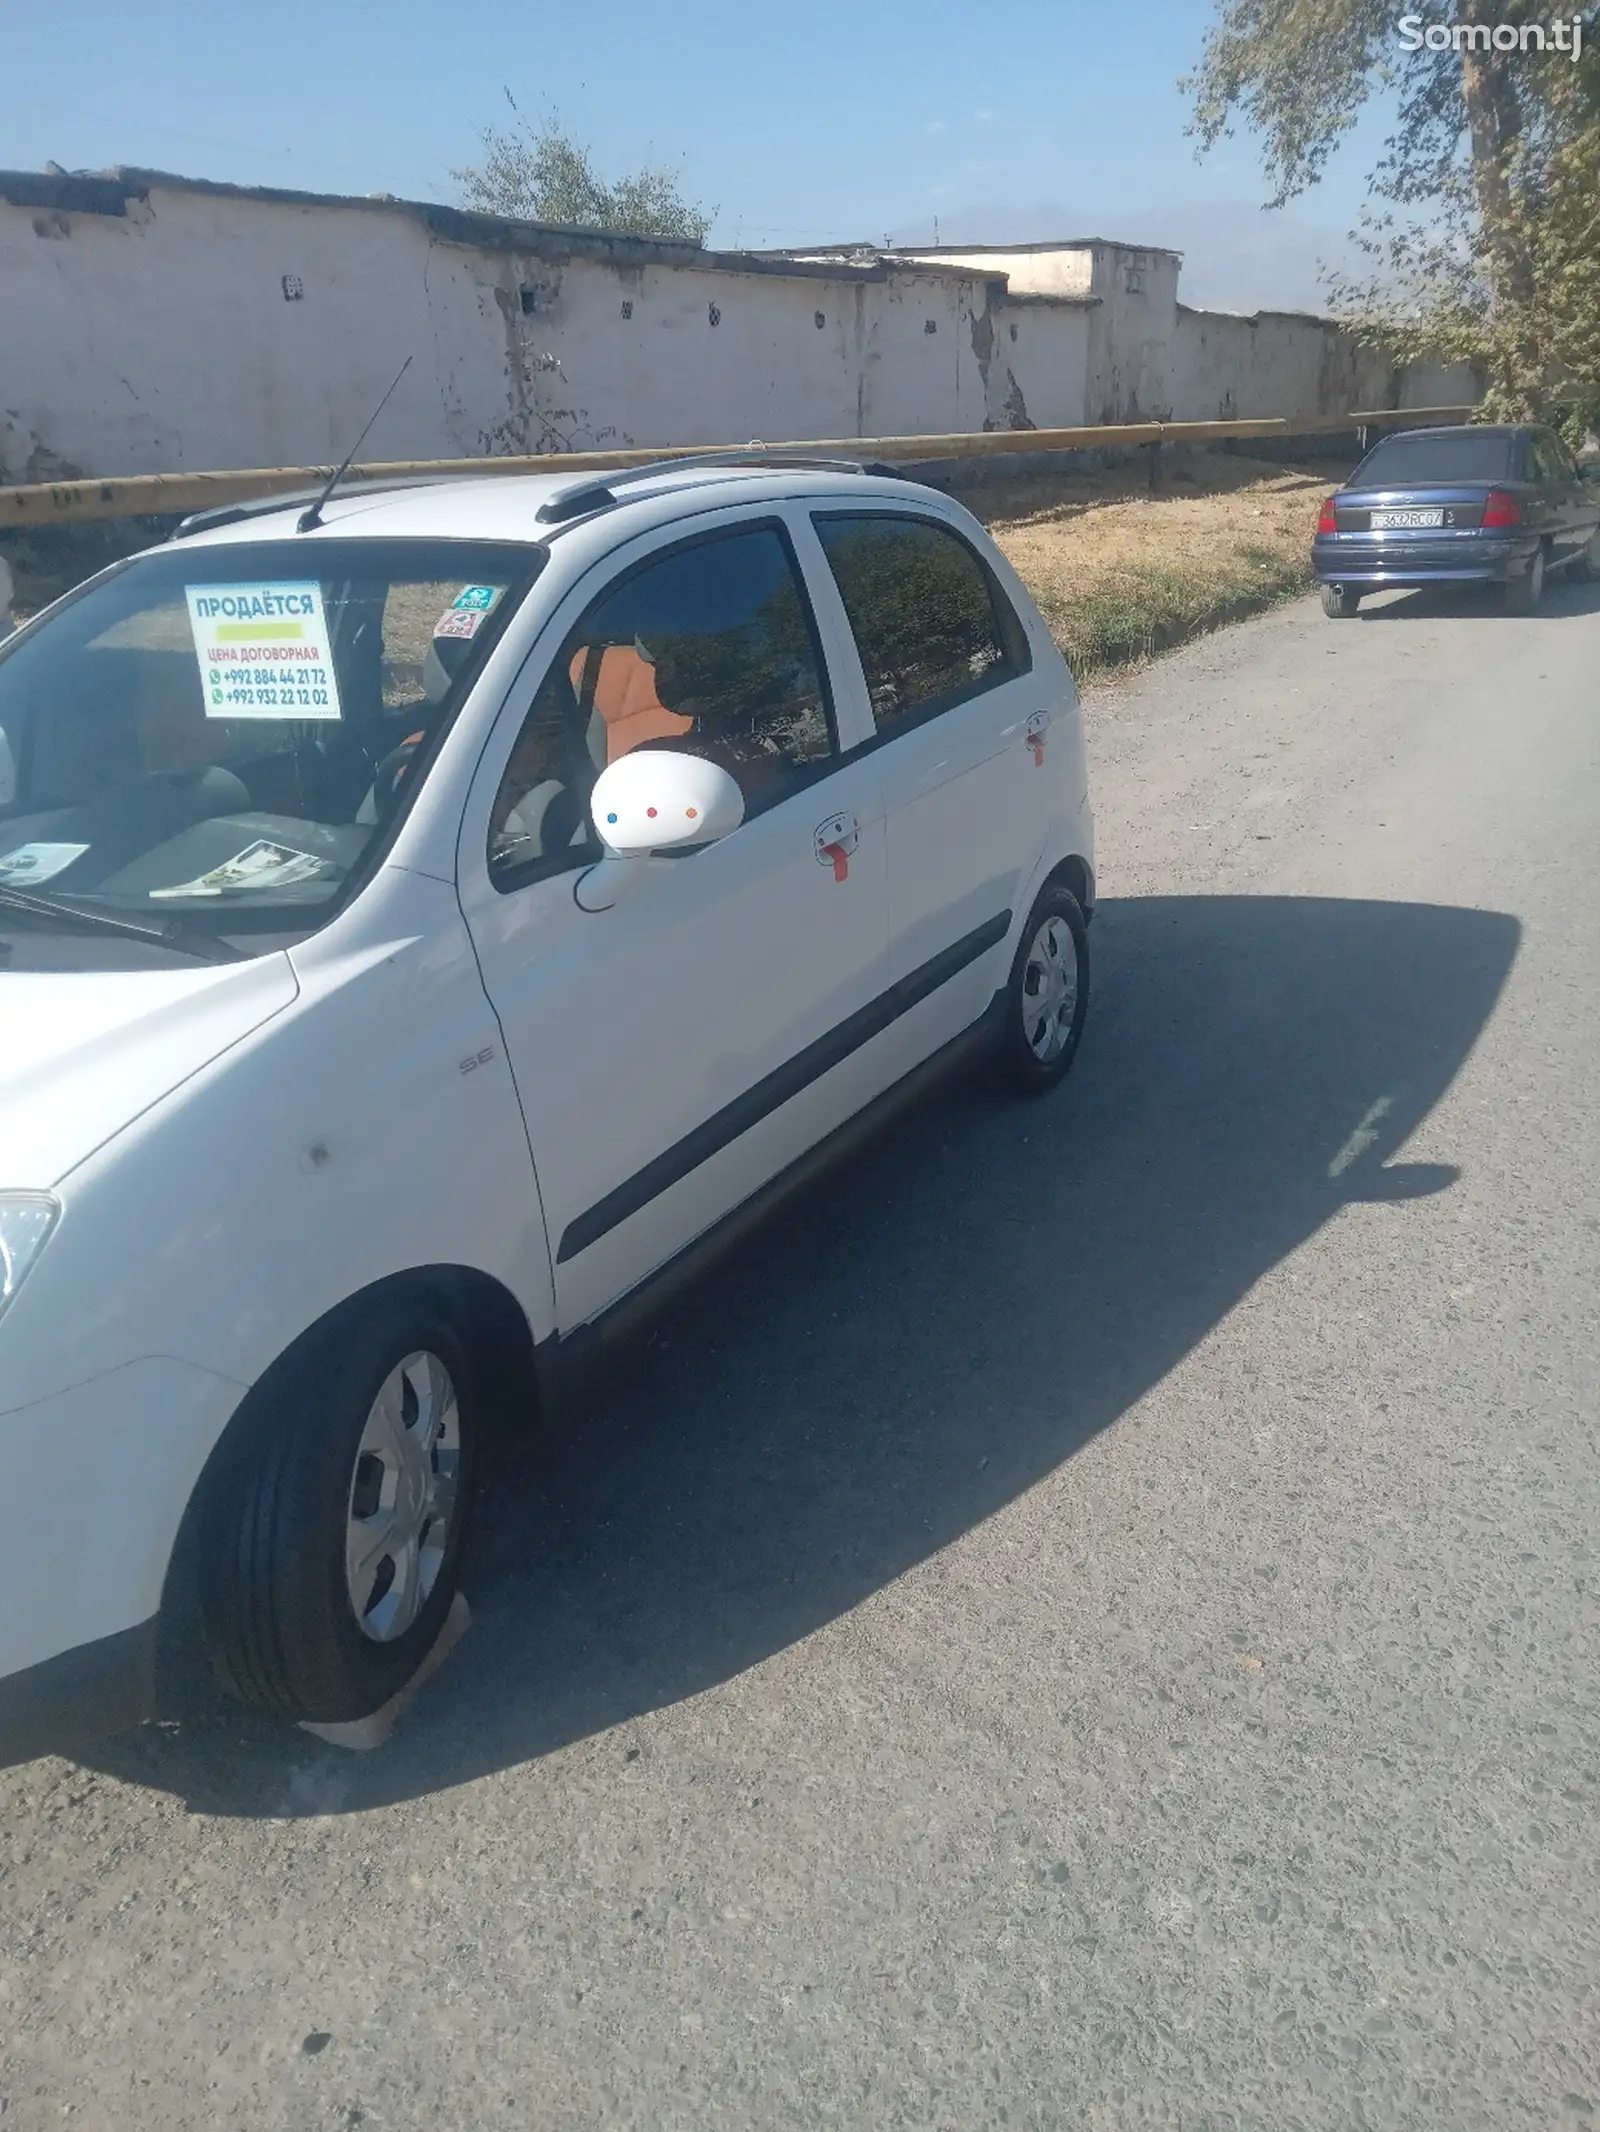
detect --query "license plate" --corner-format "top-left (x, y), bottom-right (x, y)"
top-left (1370, 508), bottom-right (1444, 529)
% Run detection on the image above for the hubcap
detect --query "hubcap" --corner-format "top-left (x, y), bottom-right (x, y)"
top-left (344, 1350), bottom-right (460, 1643)
top-left (1021, 915), bottom-right (1079, 1063)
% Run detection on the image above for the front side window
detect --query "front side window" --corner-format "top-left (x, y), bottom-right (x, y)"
top-left (489, 522), bottom-right (834, 888)
top-left (813, 512), bottom-right (1029, 734)
top-left (0, 538), bottom-right (538, 959)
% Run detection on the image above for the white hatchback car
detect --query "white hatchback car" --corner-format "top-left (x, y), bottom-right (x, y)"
top-left (0, 456), bottom-right (1094, 1756)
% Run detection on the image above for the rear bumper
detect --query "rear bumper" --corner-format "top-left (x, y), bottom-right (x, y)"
top-left (0, 1617), bottom-right (158, 1769)
top-left (1312, 534), bottom-right (1535, 587)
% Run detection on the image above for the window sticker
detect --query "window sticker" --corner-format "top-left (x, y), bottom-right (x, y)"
top-left (146, 839), bottom-right (331, 899)
top-left (0, 841), bottom-right (90, 887)
top-left (433, 606), bottom-right (486, 641)
top-left (184, 582), bottom-right (344, 721)
top-left (452, 585), bottom-right (501, 612)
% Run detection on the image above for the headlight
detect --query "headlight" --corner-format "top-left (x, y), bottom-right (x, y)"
top-left (0, 1193), bottom-right (59, 1324)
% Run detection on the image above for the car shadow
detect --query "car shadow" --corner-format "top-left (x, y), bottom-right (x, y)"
top-left (1354, 574), bottom-right (1600, 621)
top-left (80, 893), bottom-right (1520, 1816)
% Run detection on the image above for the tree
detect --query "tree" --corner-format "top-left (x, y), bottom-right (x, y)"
top-left (1185, 2), bottom-right (1600, 438)
top-left (453, 91), bottom-right (713, 245)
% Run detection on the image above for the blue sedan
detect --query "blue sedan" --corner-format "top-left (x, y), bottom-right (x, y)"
top-left (1312, 423), bottom-right (1600, 617)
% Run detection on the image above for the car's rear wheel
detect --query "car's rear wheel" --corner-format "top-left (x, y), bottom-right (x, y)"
top-left (1320, 584), bottom-right (1361, 618)
top-left (199, 1294), bottom-right (476, 1722)
top-left (1505, 545), bottom-right (1546, 613)
top-left (997, 882), bottom-right (1090, 1094)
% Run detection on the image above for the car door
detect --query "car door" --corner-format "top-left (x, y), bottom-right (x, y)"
top-left (805, 505), bottom-right (1060, 1060)
top-left (1538, 431), bottom-right (1594, 559)
top-left (1525, 433), bottom-right (1575, 561)
top-left (456, 511), bottom-right (890, 1330)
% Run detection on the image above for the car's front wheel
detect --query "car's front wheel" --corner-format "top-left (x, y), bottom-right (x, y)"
top-left (997, 882), bottom-right (1090, 1094)
top-left (1320, 583), bottom-right (1361, 618)
top-left (1505, 545), bottom-right (1546, 613)
top-left (199, 1293), bottom-right (476, 1723)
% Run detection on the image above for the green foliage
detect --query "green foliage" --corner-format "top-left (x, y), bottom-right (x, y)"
top-left (1186, 2), bottom-right (1600, 436)
top-left (453, 91), bottom-right (713, 244)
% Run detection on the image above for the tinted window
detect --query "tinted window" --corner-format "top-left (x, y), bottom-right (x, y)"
top-left (0, 539), bottom-right (535, 955)
top-left (489, 523), bottom-right (833, 887)
top-left (1352, 432), bottom-right (1515, 486)
top-left (1532, 433), bottom-right (1575, 481)
top-left (814, 513), bottom-right (1028, 733)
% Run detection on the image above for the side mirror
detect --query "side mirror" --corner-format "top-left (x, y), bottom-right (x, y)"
top-left (575, 749), bottom-right (744, 912)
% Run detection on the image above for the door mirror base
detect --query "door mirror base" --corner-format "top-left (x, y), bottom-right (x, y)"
top-left (574, 852), bottom-right (647, 914)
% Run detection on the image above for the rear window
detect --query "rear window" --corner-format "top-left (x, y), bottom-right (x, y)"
top-left (1352, 432), bottom-right (1516, 486)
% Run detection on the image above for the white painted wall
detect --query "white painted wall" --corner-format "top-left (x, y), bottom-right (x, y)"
top-left (984, 299), bottom-right (1092, 431)
top-left (903, 245), bottom-right (1101, 300)
top-left (0, 174), bottom-right (1480, 486)
top-left (1166, 305), bottom-right (1479, 423)
top-left (0, 178), bottom-right (1017, 480)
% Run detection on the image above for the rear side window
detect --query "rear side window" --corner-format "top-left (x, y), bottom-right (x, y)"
top-left (1530, 433), bottom-right (1574, 481)
top-left (1352, 432), bottom-right (1515, 486)
top-left (489, 521), bottom-right (834, 888)
top-left (813, 513), bottom-right (1030, 734)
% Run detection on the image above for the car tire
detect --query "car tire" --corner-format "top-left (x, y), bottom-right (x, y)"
top-left (1571, 529), bottom-right (1600, 583)
top-left (1320, 584), bottom-right (1361, 618)
top-left (199, 1294), bottom-right (476, 1723)
top-left (1505, 545), bottom-right (1546, 613)
top-left (996, 882), bottom-right (1090, 1095)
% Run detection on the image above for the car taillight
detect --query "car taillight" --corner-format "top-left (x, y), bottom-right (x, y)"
top-left (1482, 489), bottom-right (1521, 527)
top-left (1317, 496), bottom-right (1338, 534)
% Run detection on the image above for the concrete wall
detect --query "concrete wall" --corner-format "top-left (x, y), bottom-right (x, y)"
top-left (0, 173), bottom-right (1013, 481)
top-left (1168, 305), bottom-right (1480, 424)
top-left (980, 296), bottom-right (1093, 432)
top-left (902, 244), bottom-right (1101, 300)
top-left (1080, 245), bottom-right (1184, 424)
top-left (0, 171), bottom-right (1479, 487)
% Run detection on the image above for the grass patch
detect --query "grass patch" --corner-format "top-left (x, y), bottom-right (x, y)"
top-left (978, 452), bottom-right (1340, 683)
top-left (1036, 548), bottom-right (1310, 675)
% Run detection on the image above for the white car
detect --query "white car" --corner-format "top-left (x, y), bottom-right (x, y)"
top-left (0, 455), bottom-right (1094, 1757)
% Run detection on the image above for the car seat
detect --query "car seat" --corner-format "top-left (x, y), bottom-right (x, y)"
top-left (570, 643), bottom-right (693, 766)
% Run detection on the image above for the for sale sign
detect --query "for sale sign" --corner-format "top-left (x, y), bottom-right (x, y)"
top-left (184, 581), bottom-right (344, 721)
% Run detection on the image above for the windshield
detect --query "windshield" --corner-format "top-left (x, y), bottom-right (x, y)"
top-left (1351, 432), bottom-right (1516, 486)
top-left (0, 537), bottom-right (540, 959)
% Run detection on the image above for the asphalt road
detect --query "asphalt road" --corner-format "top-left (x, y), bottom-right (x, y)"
top-left (3, 576), bottom-right (1598, 2132)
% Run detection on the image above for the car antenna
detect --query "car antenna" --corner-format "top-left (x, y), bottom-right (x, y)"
top-left (297, 355), bottom-right (413, 533)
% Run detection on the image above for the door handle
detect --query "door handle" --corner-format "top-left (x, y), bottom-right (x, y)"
top-left (1024, 710), bottom-right (1051, 766)
top-left (815, 808), bottom-right (859, 882)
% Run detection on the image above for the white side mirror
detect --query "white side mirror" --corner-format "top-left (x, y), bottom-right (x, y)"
top-left (575, 749), bottom-right (744, 912)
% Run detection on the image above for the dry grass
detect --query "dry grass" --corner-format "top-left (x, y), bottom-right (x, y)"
top-left (970, 451), bottom-right (1346, 680)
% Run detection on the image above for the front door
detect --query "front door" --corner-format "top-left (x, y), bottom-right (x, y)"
top-left (458, 514), bottom-right (890, 1329)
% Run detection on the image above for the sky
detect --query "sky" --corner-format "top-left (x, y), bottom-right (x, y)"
top-left (2, 0), bottom-right (1404, 313)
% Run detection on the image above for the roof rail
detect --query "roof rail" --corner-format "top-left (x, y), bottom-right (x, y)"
top-left (171, 471), bottom-right (460, 539)
top-left (532, 448), bottom-right (901, 525)
top-left (170, 448), bottom-right (909, 540)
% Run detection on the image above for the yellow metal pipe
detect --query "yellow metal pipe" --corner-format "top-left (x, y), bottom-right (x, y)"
top-left (0, 409), bottom-right (1475, 530)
